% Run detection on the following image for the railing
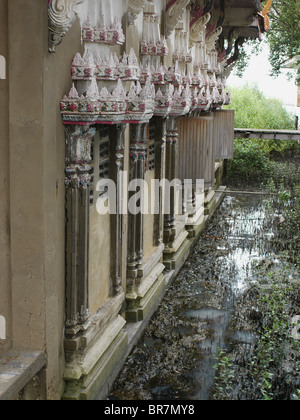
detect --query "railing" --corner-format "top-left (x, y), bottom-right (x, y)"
top-left (234, 128), bottom-right (300, 141)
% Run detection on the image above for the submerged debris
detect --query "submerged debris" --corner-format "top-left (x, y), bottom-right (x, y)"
top-left (110, 194), bottom-right (300, 401)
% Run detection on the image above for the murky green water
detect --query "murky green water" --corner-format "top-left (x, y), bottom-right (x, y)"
top-left (110, 194), bottom-right (300, 400)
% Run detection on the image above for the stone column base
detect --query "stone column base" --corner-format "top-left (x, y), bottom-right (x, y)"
top-left (126, 245), bottom-right (166, 323)
top-left (63, 293), bottom-right (128, 401)
top-left (204, 187), bottom-right (217, 216)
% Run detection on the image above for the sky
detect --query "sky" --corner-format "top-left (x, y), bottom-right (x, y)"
top-left (227, 43), bottom-right (300, 120)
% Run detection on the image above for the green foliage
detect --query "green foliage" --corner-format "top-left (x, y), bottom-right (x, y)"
top-left (214, 269), bottom-right (300, 400)
top-left (232, 1), bottom-right (300, 80)
top-left (213, 349), bottom-right (234, 400)
top-left (225, 84), bottom-right (295, 131)
top-left (224, 85), bottom-right (298, 184)
top-left (228, 139), bottom-right (272, 183)
top-left (233, 39), bottom-right (263, 78)
top-left (278, 184), bottom-right (300, 265)
top-left (251, 274), bottom-right (293, 400)
top-left (293, 390), bottom-right (300, 400)
top-left (266, 0), bottom-right (300, 78)
top-left (268, 161), bottom-right (300, 188)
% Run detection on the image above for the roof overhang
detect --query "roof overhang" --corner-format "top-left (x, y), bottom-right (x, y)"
top-left (213, 0), bottom-right (265, 39)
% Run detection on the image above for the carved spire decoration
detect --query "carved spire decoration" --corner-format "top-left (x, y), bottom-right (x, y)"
top-left (166, 0), bottom-right (191, 38)
top-left (48, 0), bottom-right (86, 53)
top-left (128, 0), bottom-right (148, 25)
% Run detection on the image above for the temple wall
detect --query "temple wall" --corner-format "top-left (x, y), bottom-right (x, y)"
top-left (42, 15), bottom-right (84, 401)
top-left (89, 207), bottom-right (111, 315)
top-left (8, 0), bottom-right (46, 355)
top-left (0, 0), bottom-right (11, 359)
top-left (0, 0), bottom-right (262, 400)
top-left (0, 0), bottom-right (84, 399)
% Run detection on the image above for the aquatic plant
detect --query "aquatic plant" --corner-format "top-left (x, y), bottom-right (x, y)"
top-left (213, 349), bottom-right (234, 400)
top-left (251, 274), bottom-right (293, 400)
top-left (225, 85), bottom-right (299, 187)
top-left (214, 268), bottom-right (300, 401)
top-left (228, 139), bottom-right (272, 184)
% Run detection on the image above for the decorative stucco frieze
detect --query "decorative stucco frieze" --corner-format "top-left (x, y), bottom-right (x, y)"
top-left (128, 0), bottom-right (148, 25)
top-left (154, 85), bottom-right (174, 117)
top-left (82, 16), bottom-right (125, 45)
top-left (173, 30), bottom-right (193, 63)
top-left (170, 85), bottom-right (191, 116)
top-left (71, 49), bottom-right (140, 82)
top-left (48, 0), bottom-right (86, 53)
top-left (61, 77), bottom-right (155, 125)
top-left (140, 37), bottom-right (169, 56)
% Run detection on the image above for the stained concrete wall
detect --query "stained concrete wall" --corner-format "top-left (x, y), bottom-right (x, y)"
top-left (89, 207), bottom-right (111, 316)
top-left (42, 15), bottom-right (84, 399)
top-left (0, 0), bottom-right (84, 399)
top-left (0, 0), bottom-right (11, 359)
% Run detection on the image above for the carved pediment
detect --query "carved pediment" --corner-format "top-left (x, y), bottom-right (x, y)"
top-left (48, 0), bottom-right (86, 53)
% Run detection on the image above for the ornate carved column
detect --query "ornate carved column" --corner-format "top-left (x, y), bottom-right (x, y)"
top-left (48, 0), bottom-right (86, 53)
top-left (153, 117), bottom-right (167, 247)
top-left (127, 123), bottom-right (148, 279)
top-left (64, 124), bottom-right (96, 338)
top-left (164, 117), bottom-right (178, 244)
top-left (109, 124), bottom-right (127, 296)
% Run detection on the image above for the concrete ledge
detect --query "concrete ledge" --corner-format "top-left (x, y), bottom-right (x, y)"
top-left (126, 269), bottom-right (167, 323)
top-left (164, 229), bottom-right (189, 255)
top-left (64, 315), bottom-right (126, 382)
top-left (0, 351), bottom-right (46, 400)
top-left (211, 186), bottom-right (227, 218)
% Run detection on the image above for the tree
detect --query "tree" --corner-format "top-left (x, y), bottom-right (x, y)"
top-left (225, 84), bottom-right (295, 130)
top-left (224, 84), bottom-right (298, 183)
top-left (232, 1), bottom-right (300, 81)
top-left (266, 0), bottom-right (300, 78)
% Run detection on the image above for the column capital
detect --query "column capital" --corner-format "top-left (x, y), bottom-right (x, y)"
top-left (129, 123), bottom-right (148, 160)
top-left (64, 125), bottom-right (96, 188)
top-left (166, 117), bottom-right (178, 144)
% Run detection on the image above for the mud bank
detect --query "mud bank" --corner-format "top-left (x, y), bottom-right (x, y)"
top-left (110, 195), bottom-right (300, 400)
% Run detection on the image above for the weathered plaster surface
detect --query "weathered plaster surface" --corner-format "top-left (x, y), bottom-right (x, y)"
top-left (0, 0), bottom-right (11, 359)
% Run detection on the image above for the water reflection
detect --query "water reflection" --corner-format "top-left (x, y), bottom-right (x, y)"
top-left (110, 194), bottom-right (296, 401)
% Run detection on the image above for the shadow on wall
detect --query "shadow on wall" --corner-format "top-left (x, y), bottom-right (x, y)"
top-left (0, 55), bottom-right (6, 79)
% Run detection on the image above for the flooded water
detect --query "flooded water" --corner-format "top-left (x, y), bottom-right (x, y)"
top-left (110, 194), bottom-right (300, 401)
